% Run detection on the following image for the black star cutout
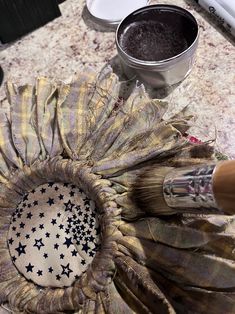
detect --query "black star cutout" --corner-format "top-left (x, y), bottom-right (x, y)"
top-left (15, 242), bottom-right (26, 256)
top-left (96, 226), bottom-right (101, 235)
top-left (47, 198), bottom-right (54, 206)
top-left (64, 200), bottom-right (75, 212)
top-left (45, 232), bottom-right (50, 238)
top-left (19, 222), bottom-right (25, 229)
top-left (33, 200), bottom-right (38, 206)
top-left (84, 199), bottom-right (90, 206)
top-left (43, 253), bottom-right (48, 259)
top-left (31, 189), bottom-right (36, 194)
top-left (59, 224), bottom-right (64, 230)
top-left (17, 213), bottom-right (22, 218)
top-left (37, 270), bottom-right (43, 276)
top-left (16, 232), bottom-right (21, 238)
top-left (63, 183), bottom-right (69, 187)
top-left (26, 212), bottom-right (33, 219)
top-left (57, 212), bottom-right (61, 217)
top-left (84, 218), bottom-right (88, 224)
top-left (12, 226), bottom-right (16, 231)
top-left (54, 186), bottom-right (59, 191)
top-left (56, 274), bottom-right (61, 281)
top-left (27, 203), bottom-right (31, 208)
top-left (12, 256), bottom-right (17, 262)
top-left (80, 225), bottom-right (85, 231)
top-left (61, 263), bottom-right (73, 278)
top-left (82, 243), bottom-right (90, 254)
top-left (51, 219), bottom-right (57, 225)
top-left (12, 217), bottom-right (16, 222)
top-left (71, 249), bottom-right (78, 256)
top-left (89, 235), bottom-right (95, 242)
top-left (91, 212), bottom-right (96, 219)
top-left (69, 191), bottom-right (75, 197)
top-left (33, 238), bottom-right (45, 251)
top-left (22, 203), bottom-right (27, 208)
top-left (23, 194), bottom-right (28, 201)
top-left (39, 212), bottom-right (44, 218)
top-left (63, 237), bottom-right (73, 248)
top-left (58, 194), bottom-right (64, 200)
top-left (8, 238), bottom-right (14, 245)
top-left (89, 222), bottom-right (94, 229)
top-left (48, 182), bottom-right (54, 187)
top-left (25, 234), bottom-right (30, 239)
top-left (48, 267), bottom-right (53, 273)
top-left (60, 254), bottom-right (65, 260)
top-left (54, 243), bottom-right (59, 250)
top-left (89, 251), bottom-right (95, 257)
top-left (65, 228), bottom-right (70, 234)
top-left (25, 263), bottom-right (34, 272)
top-left (32, 227), bottom-right (36, 233)
top-left (84, 236), bottom-right (90, 242)
top-left (39, 224), bottom-right (44, 230)
top-left (75, 274), bottom-right (80, 280)
top-left (81, 259), bottom-right (86, 265)
top-left (40, 188), bottom-right (46, 194)
top-left (56, 234), bottom-right (60, 239)
top-left (67, 217), bottom-right (73, 224)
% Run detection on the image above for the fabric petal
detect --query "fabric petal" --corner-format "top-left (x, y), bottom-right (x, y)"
top-left (36, 77), bottom-right (63, 157)
top-left (7, 83), bottom-right (41, 165)
top-left (115, 255), bottom-right (175, 313)
top-left (118, 236), bottom-right (235, 289)
top-left (0, 98), bottom-right (23, 169)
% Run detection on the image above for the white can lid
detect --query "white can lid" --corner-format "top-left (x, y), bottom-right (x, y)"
top-left (86, 0), bottom-right (149, 26)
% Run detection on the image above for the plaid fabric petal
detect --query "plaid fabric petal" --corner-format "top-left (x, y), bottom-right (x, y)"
top-left (7, 83), bottom-right (41, 165)
top-left (36, 77), bottom-right (63, 157)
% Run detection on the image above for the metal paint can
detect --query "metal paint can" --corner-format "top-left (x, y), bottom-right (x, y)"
top-left (116, 5), bottom-right (199, 88)
top-left (86, 0), bottom-right (149, 27)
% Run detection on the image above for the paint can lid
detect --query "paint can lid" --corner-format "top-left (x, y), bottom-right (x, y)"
top-left (86, 0), bottom-right (149, 27)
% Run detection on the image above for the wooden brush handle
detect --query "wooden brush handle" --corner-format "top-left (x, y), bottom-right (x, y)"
top-left (213, 160), bottom-right (235, 215)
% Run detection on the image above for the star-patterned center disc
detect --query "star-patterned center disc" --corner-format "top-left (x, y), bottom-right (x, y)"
top-left (8, 182), bottom-right (100, 288)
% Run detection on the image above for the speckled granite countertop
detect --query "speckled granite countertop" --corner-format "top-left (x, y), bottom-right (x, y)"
top-left (0, 0), bottom-right (234, 157)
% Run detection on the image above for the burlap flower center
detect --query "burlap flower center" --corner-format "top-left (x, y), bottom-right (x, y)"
top-left (8, 182), bottom-right (101, 288)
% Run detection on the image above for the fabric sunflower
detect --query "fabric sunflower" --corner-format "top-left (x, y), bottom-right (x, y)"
top-left (0, 66), bottom-right (234, 314)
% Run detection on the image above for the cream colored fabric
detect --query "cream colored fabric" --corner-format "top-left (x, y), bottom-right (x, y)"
top-left (8, 182), bottom-right (100, 288)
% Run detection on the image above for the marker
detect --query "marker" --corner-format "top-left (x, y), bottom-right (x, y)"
top-left (194, 0), bottom-right (235, 37)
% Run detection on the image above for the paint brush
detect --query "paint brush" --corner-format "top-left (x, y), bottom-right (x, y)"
top-left (131, 160), bottom-right (235, 215)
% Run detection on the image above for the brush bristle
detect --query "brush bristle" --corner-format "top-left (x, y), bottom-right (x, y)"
top-left (131, 166), bottom-right (176, 215)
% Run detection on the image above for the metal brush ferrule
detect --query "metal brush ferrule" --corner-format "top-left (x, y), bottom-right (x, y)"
top-left (163, 164), bottom-right (218, 209)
